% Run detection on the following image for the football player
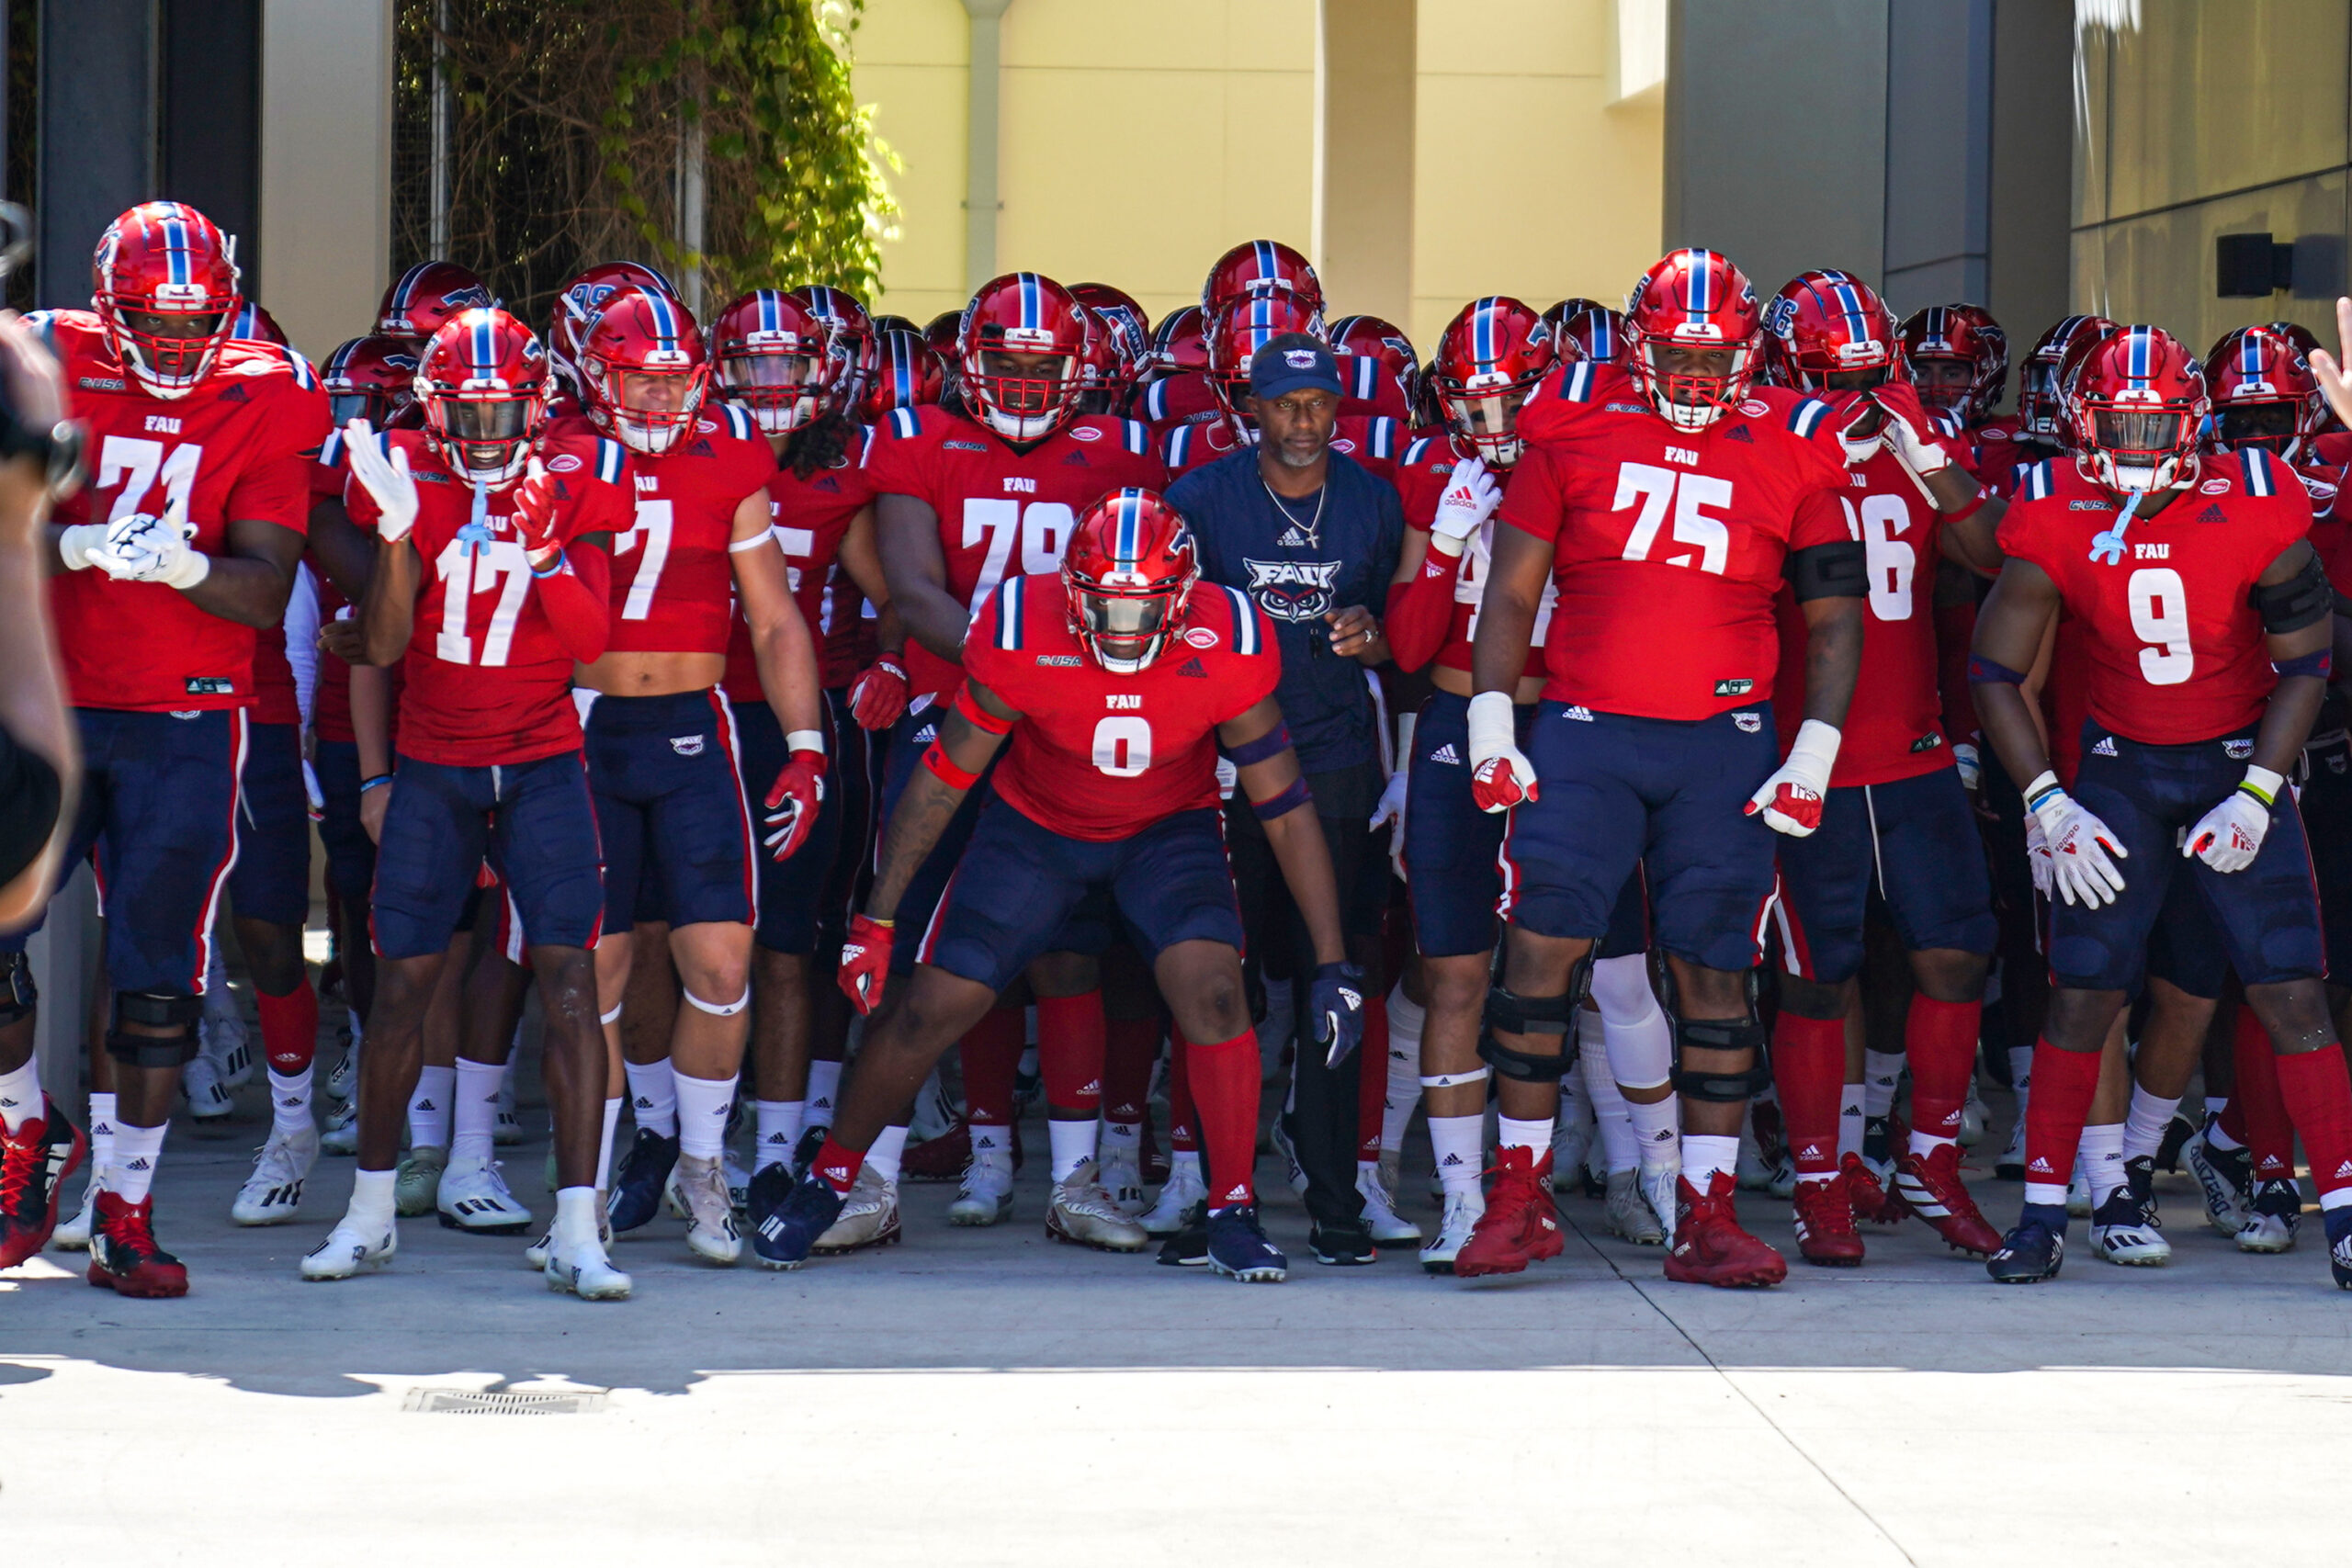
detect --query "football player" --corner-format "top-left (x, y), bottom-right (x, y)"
top-left (1465, 248), bottom-right (1873, 1288)
top-left (1138, 305), bottom-right (1216, 438)
top-left (754, 490), bottom-right (1364, 1281)
top-left (860, 271), bottom-right (1163, 1245)
top-left (1971, 323), bottom-right (2352, 1288)
top-left (300, 308), bottom-right (638, 1299)
top-left (376, 261), bottom-right (495, 347)
top-left (0, 202), bottom-right (329, 1292)
top-left (1328, 313), bottom-right (1421, 427)
top-left (1162, 293), bottom-right (1402, 484)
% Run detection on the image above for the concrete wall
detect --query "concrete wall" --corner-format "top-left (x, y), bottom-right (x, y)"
top-left (257, 0), bottom-right (396, 358)
top-left (1320, 0), bottom-right (1417, 330)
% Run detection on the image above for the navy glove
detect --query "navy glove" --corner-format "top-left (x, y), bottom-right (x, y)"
top-left (1309, 961), bottom-right (1368, 1068)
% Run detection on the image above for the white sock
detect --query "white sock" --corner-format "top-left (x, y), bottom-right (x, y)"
top-left (1582, 1044), bottom-right (1637, 1174)
top-left (1838, 1083), bottom-right (1866, 1159)
top-left (2121, 1086), bottom-right (2181, 1165)
top-left (347, 1165), bottom-right (396, 1227)
top-left (1862, 1051), bottom-right (1904, 1120)
top-left (1680, 1132), bottom-right (1741, 1190)
top-left (2206, 1115), bottom-right (2245, 1152)
top-left (1429, 1113), bottom-right (1485, 1196)
top-left (0, 1056), bottom-right (40, 1132)
top-left (624, 1059), bottom-right (678, 1137)
top-left (106, 1121), bottom-right (167, 1203)
top-left (1627, 1092), bottom-right (1679, 1171)
top-left (969, 1121), bottom-right (1015, 1170)
top-left (2204, 1095), bottom-right (2229, 1122)
top-left (1381, 982), bottom-right (1424, 1156)
top-left (2081, 1122), bottom-right (2127, 1207)
top-left (1048, 1118), bottom-right (1097, 1182)
top-left (597, 1095), bottom-right (623, 1192)
top-left (86, 1091), bottom-right (118, 1182)
top-left (345, 1008), bottom-right (365, 1047)
top-left (2007, 1044), bottom-right (2034, 1100)
top-left (268, 1065), bottom-right (314, 1140)
top-left (1101, 1114), bottom-right (1141, 1165)
top-left (1557, 1035), bottom-right (1594, 1131)
top-left (673, 1072), bottom-right (736, 1161)
top-left (203, 947), bottom-right (235, 1021)
top-left (553, 1184), bottom-right (601, 1246)
top-left (754, 1100), bottom-right (805, 1171)
top-left (866, 1122), bottom-right (909, 1184)
top-left (1498, 1114), bottom-right (1552, 1152)
top-left (407, 1065), bottom-right (455, 1149)
top-left (804, 1059), bottom-right (842, 1125)
top-left (451, 1059), bottom-right (502, 1164)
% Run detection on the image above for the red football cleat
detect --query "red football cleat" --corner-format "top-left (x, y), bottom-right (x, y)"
top-left (1843, 1150), bottom-right (1908, 1225)
top-left (85, 1191), bottom-right (188, 1298)
top-left (0, 1098), bottom-right (86, 1269)
top-left (1665, 1170), bottom-right (1787, 1288)
top-left (1453, 1145), bottom-right (1565, 1278)
top-left (900, 1119), bottom-right (972, 1182)
top-left (1892, 1143), bottom-right (2003, 1256)
top-left (1789, 1171), bottom-right (1865, 1267)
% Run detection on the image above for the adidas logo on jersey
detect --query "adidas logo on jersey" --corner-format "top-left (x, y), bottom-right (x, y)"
top-left (1175, 657), bottom-right (1208, 678)
top-left (1723, 423), bottom-right (1754, 444)
top-left (1429, 743), bottom-right (1463, 765)
top-left (2197, 502), bottom-right (2229, 523)
top-left (1562, 705), bottom-right (1595, 721)
top-left (813, 476), bottom-right (841, 492)
top-left (2092, 736), bottom-right (2118, 756)
top-left (1276, 525), bottom-right (1314, 547)
top-left (1063, 451), bottom-right (1090, 466)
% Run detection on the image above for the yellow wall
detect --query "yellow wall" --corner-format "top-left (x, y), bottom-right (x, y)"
top-left (853, 0), bottom-right (1663, 355)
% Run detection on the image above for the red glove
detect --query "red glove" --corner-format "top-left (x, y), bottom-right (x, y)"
top-left (848, 655), bottom-right (909, 731)
top-left (762, 747), bottom-right (828, 862)
top-left (839, 913), bottom-right (894, 1014)
top-left (508, 457), bottom-right (564, 557)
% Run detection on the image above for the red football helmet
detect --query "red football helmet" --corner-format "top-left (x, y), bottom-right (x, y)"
top-left (1071, 282), bottom-right (1146, 323)
top-left (377, 261), bottom-right (495, 344)
top-left (1202, 240), bottom-right (1324, 324)
top-left (2018, 314), bottom-right (2118, 443)
top-left (1430, 297), bottom-right (1555, 467)
top-left (2204, 324), bottom-right (2324, 460)
top-left (1623, 248), bottom-right (1764, 430)
top-left (547, 261), bottom-right (679, 396)
top-left (414, 308), bottom-right (552, 484)
top-left (1327, 313), bottom-right (1421, 420)
top-left (230, 301), bottom-right (289, 347)
top-left (1062, 488), bottom-right (1200, 674)
top-left (2068, 324), bottom-right (2208, 493)
top-left (322, 334), bottom-right (424, 431)
top-left (1541, 299), bottom-right (1606, 341)
top-left (91, 200), bottom-right (243, 399)
top-left (1146, 305), bottom-right (1210, 381)
top-left (793, 286), bottom-right (879, 412)
top-left (871, 313), bottom-right (922, 339)
top-left (579, 287), bottom-right (710, 456)
top-left (957, 272), bottom-right (1090, 441)
top-left (1205, 292), bottom-right (1322, 428)
top-left (1901, 304), bottom-right (2008, 423)
top-left (712, 289), bottom-right (849, 434)
top-left (1762, 270), bottom-right (1901, 392)
top-left (1553, 305), bottom-right (1629, 366)
top-left (859, 329), bottom-right (944, 421)
top-left (1081, 300), bottom-right (1150, 393)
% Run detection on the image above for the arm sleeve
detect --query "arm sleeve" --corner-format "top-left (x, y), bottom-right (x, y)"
top-left (1383, 544), bottom-right (1461, 673)
top-left (284, 565), bottom-right (322, 728)
top-left (533, 539), bottom-right (613, 664)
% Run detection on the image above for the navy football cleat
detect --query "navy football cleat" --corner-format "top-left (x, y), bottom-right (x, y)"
top-left (605, 1127), bottom-right (680, 1234)
top-left (1206, 1202), bottom-right (1287, 1283)
top-left (2325, 1206), bottom-right (2352, 1291)
top-left (1987, 1206), bottom-right (2067, 1283)
top-left (750, 1170), bottom-right (842, 1270)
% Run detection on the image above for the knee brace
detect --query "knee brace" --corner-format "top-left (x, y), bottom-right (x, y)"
top-left (1669, 1014), bottom-right (1772, 1103)
top-left (107, 991), bottom-right (204, 1068)
top-left (1478, 985), bottom-right (1577, 1081)
top-left (683, 987), bottom-right (750, 1017)
top-left (0, 952), bottom-right (35, 1025)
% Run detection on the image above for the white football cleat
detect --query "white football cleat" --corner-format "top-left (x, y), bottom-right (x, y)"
top-left (1419, 1187), bottom-right (1485, 1275)
top-left (1269, 1114), bottom-right (1308, 1195)
top-left (947, 1157), bottom-right (1014, 1225)
top-left (1355, 1163), bottom-right (1422, 1245)
top-left (2066, 1164), bottom-right (2092, 1218)
top-left (393, 1145), bottom-right (446, 1216)
top-left (1098, 1151), bottom-right (1148, 1218)
top-left (2237, 1179), bottom-right (2302, 1253)
top-left (1605, 1168), bottom-right (1665, 1246)
top-left (1996, 1101), bottom-right (2027, 1179)
top-left (492, 1066), bottom-right (523, 1145)
top-left (1959, 1091), bottom-right (1990, 1147)
top-left (1638, 1163), bottom-right (1680, 1247)
top-left (300, 1216), bottom-right (397, 1280)
top-left (543, 1229), bottom-right (632, 1300)
top-left (1139, 1157), bottom-right (1206, 1237)
top-left (525, 1207), bottom-right (613, 1269)
top-left (2183, 1125), bottom-right (2254, 1235)
top-left (436, 1155), bottom-right (533, 1235)
top-left (2088, 1188), bottom-right (2170, 1266)
top-left (812, 1164), bottom-right (900, 1254)
top-left (1046, 1160), bottom-right (1148, 1252)
top-left (325, 1033), bottom-right (358, 1103)
top-left (181, 1054), bottom-right (234, 1122)
top-left (723, 1145), bottom-right (753, 1216)
top-left (320, 1097), bottom-right (360, 1156)
top-left (231, 1122), bottom-right (321, 1225)
top-left (200, 1010), bottom-right (255, 1090)
top-left (50, 1174), bottom-right (98, 1250)
top-left (1550, 1115), bottom-right (1594, 1193)
top-left (674, 1154), bottom-right (742, 1264)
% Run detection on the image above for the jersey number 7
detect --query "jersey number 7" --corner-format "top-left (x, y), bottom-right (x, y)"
top-left (1614, 462), bottom-right (1729, 575)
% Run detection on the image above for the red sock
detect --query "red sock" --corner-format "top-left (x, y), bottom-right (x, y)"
top-left (1188, 1029), bottom-right (1261, 1208)
top-left (1905, 995), bottom-right (1982, 1146)
top-left (960, 1006), bottom-right (1025, 1130)
top-left (2233, 1008), bottom-right (2297, 1181)
top-left (811, 1134), bottom-right (865, 1194)
top-left (2022, 1039), bottom-right (2102, 1204)
top-left (2278, 1045), bottom-right (2352, 1200)
top-left (1771, 1010), bottom-right (1844, 1179)
top-left (254, 979), bottom-right (320, 1076)
top-left (1355, 990), bottom-right (1388, 1161)
top-left (1035, 991), bottom-right (1104, 1114)
top-left (1167, 1026), bottom-right (1198, 1153)
top-left (1103, 1015), bottom-right (1159, 1127)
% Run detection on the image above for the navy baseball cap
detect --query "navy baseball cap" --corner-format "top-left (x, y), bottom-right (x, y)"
top-left (1250, 333), bottom-right (1343, 401)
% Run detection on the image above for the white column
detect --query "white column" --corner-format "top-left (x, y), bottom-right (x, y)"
top-left (258, 0), bottom-right (397, 358)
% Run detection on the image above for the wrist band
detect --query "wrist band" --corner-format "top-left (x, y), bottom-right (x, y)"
top-left (359, 774), bottom-right (392, 794)
top-left (785, 728), bottom-right (827, 757)
top-left (2023, 769), bottom-right (2064, 814)
top-left (2240, 764), bottom-right (2285, 807)
top-left (1944, 488), bottom-right (1988, 524)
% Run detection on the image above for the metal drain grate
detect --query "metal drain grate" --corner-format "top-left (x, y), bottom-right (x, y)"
top-left (401, 1387), bottom-right (609, 1416)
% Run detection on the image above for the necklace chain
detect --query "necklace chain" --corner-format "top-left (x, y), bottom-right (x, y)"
top-left (1261, 475), bottom-right (1327, 551)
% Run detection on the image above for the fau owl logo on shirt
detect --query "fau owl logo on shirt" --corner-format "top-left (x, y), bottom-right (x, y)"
top-left (1241, 557), bottom-right (1342, 621)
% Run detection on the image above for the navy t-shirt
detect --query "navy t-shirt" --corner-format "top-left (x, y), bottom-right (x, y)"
top-left (1168, 446), bottom-right (1402, 774)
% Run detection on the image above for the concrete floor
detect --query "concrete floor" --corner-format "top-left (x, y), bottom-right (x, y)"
top-left (7, 1069), bottom-right (2352, 1564)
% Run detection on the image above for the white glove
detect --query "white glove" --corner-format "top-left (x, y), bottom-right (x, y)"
top-left (1430, 457), bottom-right (1500, 549)
top-left (2185, 766), bottom-right (2281, 874)
top-left (1875, 394), bottom-right (1954, 483)
top-left (1466, 690), bottom-right (1538, 813)
top-left (344, 418), bottom-right (418, 544)
top-left (92, 512), bottom-right (209, 589)
top-left (1952, 739), bottom-right (1983, 793)
top-left (1836, 399), bottom-right (1888, 468)
top-left (1369, 765), bottom-right (1409, 878)
top-left (2023, 810), bottom-right (2053, 900)
top-left (57, 523), bottom-right (109, 571)
top-left (2025, 771), bottom-right (2129, 907)
top-left (301, 758), bottom-right (326, 820)
top-left (1745, 718), bottom-right (1840, 836)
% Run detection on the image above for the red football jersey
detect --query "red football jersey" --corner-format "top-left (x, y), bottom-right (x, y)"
top-left (1140, 371), bottom-right (1221, 437)
top-left (601, 404), bottom-right (772, 655)
top-left (1772, 447), bottom-right (1954, 785)
top-left (1963, 414), bottom-right (2026, 490)
top-left (961, 571), bottom-right (1281, 841)
top-left (1389, 435), bottom-right (1552, 678)
top-left (1160, 413), bottom-right (1401, 485)
top-left (1498, 364), bottom-right (1854, 720)
top-left (250, 624), bottom-right (300, 727)
top-left (721, 423), bottom-right (875, 705)
top-left (44, 311), bottom-right (329, 712)
top-left (863, 405), bottom-right (1165, 700)
top-left (345, 427), bottom-right (632, 765)
top-left (1996, 450), bottom-right (2308, 747)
